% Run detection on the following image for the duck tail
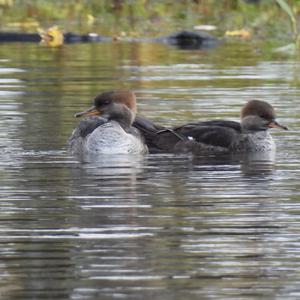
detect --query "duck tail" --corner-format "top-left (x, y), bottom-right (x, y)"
top-left (133, 115), bottom-right (186, 153)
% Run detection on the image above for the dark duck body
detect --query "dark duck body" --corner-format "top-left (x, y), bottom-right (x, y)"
top-left (133, 100), bottom-right (288, 154)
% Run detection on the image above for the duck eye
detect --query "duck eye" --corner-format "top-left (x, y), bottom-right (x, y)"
top-left (99, 99), bottom-right (110, 106)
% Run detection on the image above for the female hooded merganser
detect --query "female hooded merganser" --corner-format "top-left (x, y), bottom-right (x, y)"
top-left (69, 90), bottom-right (148, 155)
top-left (133, 100), bottom-right (288, 154)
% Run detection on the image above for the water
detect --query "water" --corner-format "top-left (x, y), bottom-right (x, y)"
top-left (0, 41), bottom-right (300, 300)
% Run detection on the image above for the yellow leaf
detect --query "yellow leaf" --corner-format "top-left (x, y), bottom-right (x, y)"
top-left (87, 14), bottom-right (95, 26)
top-left (39, 25), bottom-right (64, 47)
top-left (225, 29), bottom-right (251, 40)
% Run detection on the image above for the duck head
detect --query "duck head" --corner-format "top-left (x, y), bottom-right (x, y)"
top-left (75, 90), bottom-right (137, 128)
top-left (240, 100), bottom-right (288, 132)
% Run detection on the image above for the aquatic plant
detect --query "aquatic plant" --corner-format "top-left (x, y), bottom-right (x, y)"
top-left (276, 0), bottom-right (299, 47)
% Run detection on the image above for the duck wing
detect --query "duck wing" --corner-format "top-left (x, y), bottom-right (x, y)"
top-left (133, 116), bottom-right (242, 153)
top-left (174, 120), bottom-right (241, 132)
top-left (174, 120), bottom-right (241, 148)
top-left (76, 116), bottom-right (109, 138)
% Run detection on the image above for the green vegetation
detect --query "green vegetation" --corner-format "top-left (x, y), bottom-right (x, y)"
top-left (0, 0), bottom-right (300, 48)
top-left (276, 0), bottom-right (299, 50)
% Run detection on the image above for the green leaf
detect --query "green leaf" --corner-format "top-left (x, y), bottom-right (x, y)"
top-left (276, 0), bottom-right (295, 21)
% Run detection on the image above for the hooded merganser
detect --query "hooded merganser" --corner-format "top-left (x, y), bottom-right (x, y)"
top-left (133, 100), bottom-right (288, 154)
top-left (69, 90), bottom-right (148, 156)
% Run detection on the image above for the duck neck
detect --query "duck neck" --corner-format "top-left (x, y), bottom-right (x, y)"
top-left (241, 115), bottom-right (268, 133)
top-left (108, 105), bottom-right (135, 130)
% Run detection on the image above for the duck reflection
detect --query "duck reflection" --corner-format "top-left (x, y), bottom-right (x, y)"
top-left (190, 151), bottom-right (276, 177)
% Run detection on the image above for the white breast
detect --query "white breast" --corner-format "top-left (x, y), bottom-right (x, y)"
top-left (234, 131), bottom-right (276, 152)
top-left (84, 121), bottom-right (147, 154)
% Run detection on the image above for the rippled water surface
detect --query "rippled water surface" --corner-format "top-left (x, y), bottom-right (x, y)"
top-left (0, 41), bottom-right (300, 300)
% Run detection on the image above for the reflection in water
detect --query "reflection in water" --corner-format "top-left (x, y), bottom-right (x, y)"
top-left (239, 152), bottom-right (276, 177)
top-left (0, 42), bottom-right (299, 299)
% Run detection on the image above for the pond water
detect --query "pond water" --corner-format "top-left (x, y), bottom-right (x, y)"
top-left (0, 40), bottom-right (300, 300)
